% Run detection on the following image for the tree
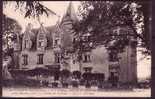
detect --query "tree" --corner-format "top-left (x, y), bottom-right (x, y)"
top-left (60, 69), bottom-right (71, 87)
top-left (82, 72), bottom-right (92, 88)
top-left (3, 1), bottom-right (59, 21)
top-left (72, 71), bottom-right (81, 79)
top-left (2, 14), bottom-right (22, 68)
top-left (61, 69), bottom-right (71, 78)
top-left (74, 1), bottom-right (151, 56)
top-left (3, 1), bottom-right (59, 45)
top-left (3, 56), bottom-right (13, 80)
top-left (135, 1), bottom-right (151, 55)
top-left (2, 14), bottom-right (22, 78)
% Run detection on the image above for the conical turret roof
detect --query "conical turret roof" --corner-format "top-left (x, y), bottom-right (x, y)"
top-left (61, 1), bottom-right (78, 24)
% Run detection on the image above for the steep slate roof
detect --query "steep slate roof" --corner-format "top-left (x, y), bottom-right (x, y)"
top-left (20, 2), bottom-right (78, 51)
top-left (30, 24), bottom-right (60, 50)
top-left (61, 1), bottom-right (78, 25)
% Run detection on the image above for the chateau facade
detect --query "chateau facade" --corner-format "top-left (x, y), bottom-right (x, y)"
top-left (13, 2), bottom-right (137, 83)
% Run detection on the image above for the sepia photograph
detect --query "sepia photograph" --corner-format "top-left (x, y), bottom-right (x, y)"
top-left (2, 1), bottom-right (151, 97)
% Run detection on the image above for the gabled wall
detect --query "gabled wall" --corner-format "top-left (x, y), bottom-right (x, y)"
top-left (22, 31), bottom-right (32, 50)
top-left (37, 26), bottom-right (47, 51)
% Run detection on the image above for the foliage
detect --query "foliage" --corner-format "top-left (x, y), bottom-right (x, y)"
top-left (135, 1), bottom-right (151, 55)
top-left (2, 14), bottom-right (22, 55)
top-left (82, 72), bottom-right (92, 80)
top-left (74, 1), bottom-right (151, 56)
top-left (61, 69), bottom-right (71, 78)
top-left (72, 71), bottom-right (81, 79)
top-left (3, 1), bottom-right (58, 20)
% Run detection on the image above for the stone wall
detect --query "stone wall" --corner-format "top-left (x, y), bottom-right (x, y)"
top-left (19, 49), bottom-right (55, 69)
top-left (69, 45), bottom-right (110, 80)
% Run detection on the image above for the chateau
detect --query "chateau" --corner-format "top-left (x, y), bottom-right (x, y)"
top-left (12, 2), bottom-right (137, 83)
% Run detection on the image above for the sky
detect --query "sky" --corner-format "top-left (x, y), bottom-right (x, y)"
top-left (3, 1), bottom-right (80, 32)
top-left (3, 1), bottom-right (151, 79)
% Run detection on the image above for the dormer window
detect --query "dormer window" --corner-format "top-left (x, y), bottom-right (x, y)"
top-left (22, 24), bottom-right (33, 50)
top-left (24, 40), bottom-right (26, 49)
top-left (55, 39), bottom-right (58, 45)
top-left (24, 39), bottom-right (29, 49)
top-left (38, 40), bottom-right (44, 47)
top-left (37, 25), bottom-right (47, 51)
top-left (22, 35), bottom-right (32, 50)
top-left (37, 37), bottom-right (47, 50)
top-left (53, 38), bottom-right (60, 47)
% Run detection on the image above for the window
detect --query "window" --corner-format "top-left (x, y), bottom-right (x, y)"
top-left (39, 34), bottom-right (44, 40)
top-left (37, 32), bottom-right (47, 50)
top-left (73, 60), bottom-right (75, 64)
top-left (83, 54), bottom-right (91, 62)
top-left (38, 42), bottom-right (42, 47)
top-left (38, 41), bottom-right (44, 47)
top-left (22, 54), bottom-right (28, 65)
top-left (88, 55), bottom-right (91, 61)
top-left (83, 67), bottom-right (92, 73)
top-left (73, 38), bottom-right (76, 43)
top-left (84, 55), bottom-right (88, 62)
top-left (24, 39), bottom-right (29, 49)
top-left (37, 54), bottom-right (44, 64)
top-left (24, 40), bottom-right (26, 49)
top-left (53, 38), bottom-right (61, 47)
top-left (109, 52), bottom-right (118, 62)
top-left (55, 53), bottom-right (60, 63)
top-left (55, 39), bottom-right (58, 45)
